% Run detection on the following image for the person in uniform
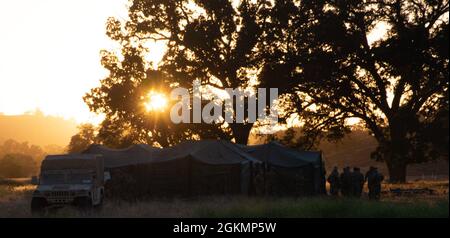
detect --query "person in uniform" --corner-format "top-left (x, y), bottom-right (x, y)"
top-left (340, 167), bottom-right (352, 197)
top-left (367, 167), bottom-right (384, 200)
top-left (365, 166), bottom-right (375, 181)
top-left (351, 167), bottom-right (364, 197)
top-left (372, 168), bottom-right (384, 200)
top-left (365, 166), bottom-right (375, 198)
top-left (327, 167), bottom-right (340, 196)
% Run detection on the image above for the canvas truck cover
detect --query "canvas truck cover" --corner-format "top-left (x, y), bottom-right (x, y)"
top-left (40, 154), bottom-right (104, 184)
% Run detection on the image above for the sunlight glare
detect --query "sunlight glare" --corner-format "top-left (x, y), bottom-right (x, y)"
top-left (144, 91), bottom-right (168, 112)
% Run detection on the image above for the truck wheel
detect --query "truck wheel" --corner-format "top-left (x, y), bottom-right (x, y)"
top-left (98, 195), bottom-right (104, 206)
top-left (31, 197), bottom-right (47, 215)
top-left (93, 189), bottom-right (104, 209)
top-left (94, 196), bottom-right (103, 211)
top-left (74, 197), bottom-right (93, 209)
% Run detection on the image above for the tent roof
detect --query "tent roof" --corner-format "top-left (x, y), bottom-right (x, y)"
top-left (83, 144), bottom-right (161, 168)
top-left (154, 140), bottom-right (260, 165)
top-left (45, 154), bottom-right (99, 160)
top-left (83, 140), bottom-right (259, 168)
top-left (241, 141), bottom-right (322, 168)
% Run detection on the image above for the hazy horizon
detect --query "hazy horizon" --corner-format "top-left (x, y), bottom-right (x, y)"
top-left (0, 0), bottom-right (129, 124)
top-left (0, 112), bottom-right (77, 147)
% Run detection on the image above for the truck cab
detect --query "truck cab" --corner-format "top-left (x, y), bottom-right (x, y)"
top-left (31, 154), bottom-right (105, 213)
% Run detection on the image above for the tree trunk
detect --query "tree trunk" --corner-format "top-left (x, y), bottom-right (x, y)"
top-left (230, 124), bottom-right (253, 145)
top-left (385, 122), bottom-right (409, 183)
top-left (386, 158), bottom-right (407, 183)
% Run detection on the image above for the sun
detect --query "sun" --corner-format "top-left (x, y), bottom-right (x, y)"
top-left (144, 91), bottom-right (168, 112)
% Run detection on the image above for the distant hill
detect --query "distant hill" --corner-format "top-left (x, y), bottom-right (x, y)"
top-left (0, 113), bottom-right (78, 147)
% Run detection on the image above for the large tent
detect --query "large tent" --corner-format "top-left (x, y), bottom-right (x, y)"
top-left (83, 140), bottom-right (260, 198)
top-left (240, 141), bottom-right (326, 196)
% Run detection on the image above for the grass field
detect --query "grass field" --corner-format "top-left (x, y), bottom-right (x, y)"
top-left (0, 180), bottom-right (447, 218)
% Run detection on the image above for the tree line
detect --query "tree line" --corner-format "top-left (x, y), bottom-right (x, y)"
top-left (0, 139), bottom-right (64, 178)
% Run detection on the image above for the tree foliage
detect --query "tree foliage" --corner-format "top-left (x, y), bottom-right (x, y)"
top-left (85, 0), bottom-right (303, 146)
top-left (0, 139), bottom-right (45, 163)
top-left (0, 140), bottom-right (63, 178)
top-left (86, 0), bottom-right (449, 182)
top-left (67, 124), bottom-right (98, 153)
top-left (266, 0), bottom-right (449, 181)
top-left (0, 153), bottom-right (37, 178)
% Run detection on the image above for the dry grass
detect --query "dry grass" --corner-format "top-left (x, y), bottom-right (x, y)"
top-left (379, 180), bottom-right (448, 204)
top-left (0, 180), bottom-right (447, 218)
top-left (0, 184), bottom-right (35, 217)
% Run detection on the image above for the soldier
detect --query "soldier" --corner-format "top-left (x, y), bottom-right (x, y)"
top-left (365, 166), bottom-right (376, 199)
top-left (365, 166), bottom-right (375, 182)
top-left (366, 167), bottom-right (375, 199)
top-left (351, 167), bottom-right (364, 197)
top-left (340, 167), bottom-right (352, 197)
top-left (367, 167), bottom-right (384, 200)
top-left (372, 168), bottom-right (384, 200)
top-left (327, 167), bottom-right (340, 196)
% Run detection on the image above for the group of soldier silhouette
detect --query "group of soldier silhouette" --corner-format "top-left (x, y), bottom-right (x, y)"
top-left (327, 166), bottom-right (385, 200)
top-left (251, 164), bottom-right (385, 199)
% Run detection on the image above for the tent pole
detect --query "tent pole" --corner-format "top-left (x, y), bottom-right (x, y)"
top-left (187, 156), bottom-right (192, 197)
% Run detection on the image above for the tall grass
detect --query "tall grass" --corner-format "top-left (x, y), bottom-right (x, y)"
top-left (0, 182), bottom-right (448, 218)
top-left (194, 197), bottom-right (449, 218)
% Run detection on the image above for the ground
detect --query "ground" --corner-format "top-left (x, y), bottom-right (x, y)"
top-left (0, 179), bottom-right (447, 218)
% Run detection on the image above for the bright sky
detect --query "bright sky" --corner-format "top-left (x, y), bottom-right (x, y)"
top-left (0, 0), bottom-right (130, 123)
top-left (0, 0), bottom-right (389, 125)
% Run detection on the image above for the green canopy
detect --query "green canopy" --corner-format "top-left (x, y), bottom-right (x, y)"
top-left (240, 141), bottom-right (323, 168)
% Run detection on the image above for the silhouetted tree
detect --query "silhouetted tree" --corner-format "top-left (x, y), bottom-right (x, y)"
top-left (0, 139), bottom-right (45, 163)
top-left (85, 0), bottom-right (448, 182)
top-left (67, 124), bottom-right (98, 153)
top-left (267, 0), bottom-right (449, 182)
top-left (85, 0), bottom-right (300, 146)
top-left (0, 153), bottom-right (37, 178)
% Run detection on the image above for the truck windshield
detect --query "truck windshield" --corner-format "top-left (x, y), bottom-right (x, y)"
top-left (67, 173), bottom-right (93, 184)
top-left (40, 173), bottom-right (65, 185)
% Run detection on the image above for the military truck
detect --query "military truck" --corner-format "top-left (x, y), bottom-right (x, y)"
top-left (31, 154), bottom-right (106, 212)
